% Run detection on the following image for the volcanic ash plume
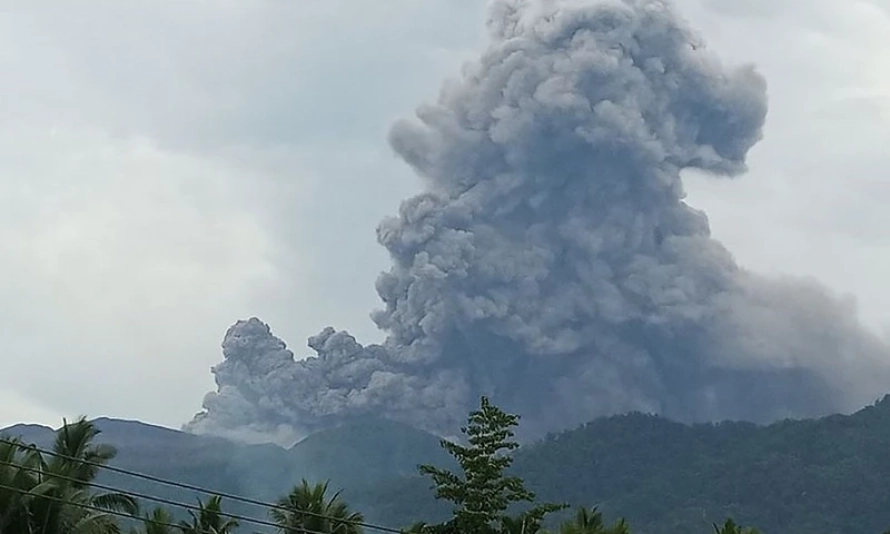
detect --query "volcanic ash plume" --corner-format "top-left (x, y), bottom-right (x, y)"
top-left (185, 0), bottom-right (890, 446)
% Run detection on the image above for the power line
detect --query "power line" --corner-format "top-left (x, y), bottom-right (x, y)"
top-left (0, 457), bottom-right (348, 534)
top-left (0, 481), bottom-right (193, 533)
top-left (0, 437), bottom-right (405, 534)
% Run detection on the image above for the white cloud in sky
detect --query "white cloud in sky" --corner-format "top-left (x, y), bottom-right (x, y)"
top-left (1, 0), bottom-right (889, 429)
top-left (0, 388), bottom-right (66, 429)
top-left (678, 0), bottom-right (890, 333)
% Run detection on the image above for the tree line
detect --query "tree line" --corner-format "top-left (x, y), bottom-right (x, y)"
top-left (2, 398), bottom-right (773, 534)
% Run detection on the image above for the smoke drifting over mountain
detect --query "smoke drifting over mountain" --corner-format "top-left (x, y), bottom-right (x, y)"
top-left (186, 0), bottom-right (890, 446)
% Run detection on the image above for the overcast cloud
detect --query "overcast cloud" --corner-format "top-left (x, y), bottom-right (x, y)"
top-left (1, 0), bottom-right (888, 430)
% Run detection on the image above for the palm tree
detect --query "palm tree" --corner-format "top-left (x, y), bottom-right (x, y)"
top-left (0, 417), bottom-right (139, 534)
top-left (271, 480), bottom-right (363, 534)
top-left (713, 518), bottom-right (760, 534)
top-left (0, 437), bottom-right (41, 533)
top-left (560, 508), bottom-right (604, 534)
top-left (49, 418), bottom-right (117, 488)
top-left (559, 507), bottom-right (630, 534)
top-left (131, 507), bottom-right (177, 534)
top-left (51, 487), bottom-right (129, 534)
top-left (33, 417), bottom-right (139, 534)
top-left (179, 495), bottom-right (239, 534)
top-left (401, 522), bottom-right (429, 534)
top-left (501, 514), bottom-right (544, 534)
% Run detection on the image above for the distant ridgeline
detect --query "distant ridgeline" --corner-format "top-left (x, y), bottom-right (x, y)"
top-left (6, 398), bottom-right (890, 534)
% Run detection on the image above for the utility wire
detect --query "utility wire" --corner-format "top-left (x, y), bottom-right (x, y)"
top-left (0, 481), bottom-right (191, 533)
top-left (0, 480), bottom-right (350, 534)
top-left (0, 437), bottom-right (406, 534)
top-left (0, 457), bottom-right (348, 534)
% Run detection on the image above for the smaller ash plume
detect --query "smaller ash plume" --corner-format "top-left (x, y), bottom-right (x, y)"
top-left (186, 318), bottom-right (469, 446)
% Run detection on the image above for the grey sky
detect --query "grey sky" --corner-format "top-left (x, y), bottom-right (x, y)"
top-left (1, 0), bottom-right (888, 429)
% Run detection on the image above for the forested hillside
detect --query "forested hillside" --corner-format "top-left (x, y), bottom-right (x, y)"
top-left (5, 397), bottom-right (890, 533)
top-left (354, 397), bottom-right (890, 533)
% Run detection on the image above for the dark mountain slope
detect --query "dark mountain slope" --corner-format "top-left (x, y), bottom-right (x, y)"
top-left (360, 397), bottom-right (890, 533)
top-left (0, 423), bottom-right (57, 445)
top-left (0, 415), bottom-right (446, 523)
top-left (288, 417), bottom-right (451, 489)
top-left (515, 401), bottom-right (890, 534)
top-left (6, 399), bottom-right (890, 533)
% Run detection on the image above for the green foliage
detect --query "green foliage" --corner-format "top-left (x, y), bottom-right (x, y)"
top-left (366, 398), bottom-right (890, 533)
top-left (0, 416), bottom-right (138, 534)
top-left (0, 436), bottom-right (42, 534)
top-left (270, 479), bottom-right (364, 534)
top-left (27, 399), bottom-right (890, 534)
top-left (713, 518), bottom-right (759, 534)
top-left (0, 408), bottom-right (775, 534)
top-left (132, 507), bottom-right (177, 534)
top-left (178, 494), bottom-right (239, 534)
top-left (417, 397), bottom-right (567, 534)
top-left (559, 507), bottom-right (630, 534)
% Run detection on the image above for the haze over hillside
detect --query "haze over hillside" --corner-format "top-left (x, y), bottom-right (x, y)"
top-left (0, 415), bottom-right (450, 521)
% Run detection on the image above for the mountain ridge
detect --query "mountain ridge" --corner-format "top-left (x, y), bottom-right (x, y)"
top-left (5, 397), bottom-right (890, 533)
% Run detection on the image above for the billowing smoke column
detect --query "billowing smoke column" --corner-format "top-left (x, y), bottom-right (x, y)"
top-left (186, 0), bottom-right (890, 446)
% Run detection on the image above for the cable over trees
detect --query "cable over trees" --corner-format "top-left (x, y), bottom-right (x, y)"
top-left (0, 401), bottom-right (768, 534)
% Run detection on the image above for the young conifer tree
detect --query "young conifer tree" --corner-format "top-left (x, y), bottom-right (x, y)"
top-left (417, 397), bottom-right (566, 534)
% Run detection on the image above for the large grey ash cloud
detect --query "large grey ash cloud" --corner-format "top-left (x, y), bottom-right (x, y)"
top-left (185, 0), bottom-right (890, 446)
